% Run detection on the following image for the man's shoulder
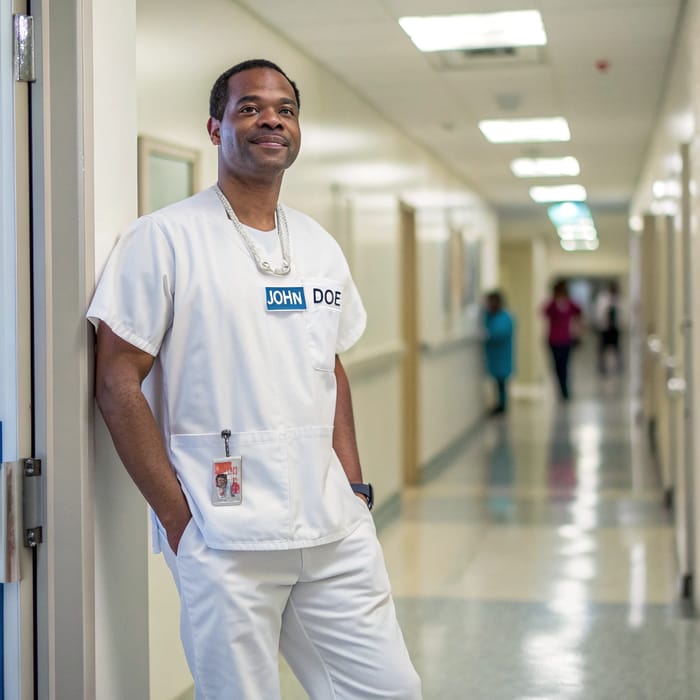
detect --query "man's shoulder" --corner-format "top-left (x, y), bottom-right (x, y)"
top-left (126, 188), bottom-right (219, 248)
top-left (144, 187), bottom-right (216, 225)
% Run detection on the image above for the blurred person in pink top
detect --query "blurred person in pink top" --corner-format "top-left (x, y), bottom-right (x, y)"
top-left (542, 279), bottom-right (582, 401)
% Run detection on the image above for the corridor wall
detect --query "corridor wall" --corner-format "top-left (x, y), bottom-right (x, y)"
top-left (631, 0), bottom-right (700, 606)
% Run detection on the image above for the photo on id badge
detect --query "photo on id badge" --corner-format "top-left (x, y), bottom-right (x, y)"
top-left (212, 456), bottom-right (242, 506)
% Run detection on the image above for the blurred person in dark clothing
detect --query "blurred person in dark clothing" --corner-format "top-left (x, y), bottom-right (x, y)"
top-left (594, 280), bottom-right (623, 375)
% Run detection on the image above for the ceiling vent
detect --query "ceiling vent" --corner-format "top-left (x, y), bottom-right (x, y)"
top-left (426, 45), bottom-right (544, 71)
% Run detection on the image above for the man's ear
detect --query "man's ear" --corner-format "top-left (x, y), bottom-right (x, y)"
top-left (207, 117), bottom-right (221, 145)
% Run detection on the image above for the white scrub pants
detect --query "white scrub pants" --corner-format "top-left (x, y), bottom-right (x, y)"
top-left (159, 513), bottom-right (422, 700)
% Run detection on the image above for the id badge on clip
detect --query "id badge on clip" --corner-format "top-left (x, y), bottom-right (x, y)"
top-left (212, 430), bottom-right (242, 506)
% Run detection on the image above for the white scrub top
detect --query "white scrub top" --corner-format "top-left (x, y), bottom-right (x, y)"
top-left (87, 186), bottom-right (367, 551)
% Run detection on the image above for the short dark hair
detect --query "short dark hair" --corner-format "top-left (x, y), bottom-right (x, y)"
top-left (486, 290), bottom-right (504, 310)
top-left (553, 279), bottom-right (568, 295)
top-left (209, 59), bottom-right (301, 120)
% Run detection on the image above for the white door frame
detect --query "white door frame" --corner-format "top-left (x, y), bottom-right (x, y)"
top-left (1, 1), bottom-right (34, 698)
top-left (31, 2), bottom-right (96, 698)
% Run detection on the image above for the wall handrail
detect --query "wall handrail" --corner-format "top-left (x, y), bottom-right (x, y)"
top-left (420, 332), bottom-right (481, 357)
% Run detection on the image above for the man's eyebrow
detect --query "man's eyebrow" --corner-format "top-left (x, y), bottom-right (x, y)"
top-left (235, 94), bottom-right (298, 108)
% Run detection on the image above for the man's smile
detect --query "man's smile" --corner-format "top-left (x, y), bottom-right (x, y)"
top-left (250, 135), bottom-right (289, 148)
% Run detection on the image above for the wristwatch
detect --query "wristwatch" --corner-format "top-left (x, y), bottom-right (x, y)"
top-left (351, 482), bottom-right (374, 510)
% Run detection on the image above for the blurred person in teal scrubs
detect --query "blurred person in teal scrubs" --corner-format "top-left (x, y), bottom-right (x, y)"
top-left (483, 290), bottom-right (515, 415)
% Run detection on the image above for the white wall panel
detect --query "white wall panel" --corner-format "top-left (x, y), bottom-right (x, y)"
top-left (347, 365), bottom-right (403, 507)
top-left (347, 197), bottom-right (402, 354)
top-left (420, 343), bottom-right (485, 465)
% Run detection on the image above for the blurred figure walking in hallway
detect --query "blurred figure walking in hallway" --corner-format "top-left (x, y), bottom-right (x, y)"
top-left (542, 279), bottom-right (582, 401)
top-left (594, 280), bottom-right (624, 375)
top-left (483, 290), bottom-right (515, 415)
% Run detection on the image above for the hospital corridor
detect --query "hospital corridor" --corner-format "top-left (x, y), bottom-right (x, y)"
top-left (5, 0), bottom-right (700, 698)
top-left (280, 339), bottom-right (700, 699)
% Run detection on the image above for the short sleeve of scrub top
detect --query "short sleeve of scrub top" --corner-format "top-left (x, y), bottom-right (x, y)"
top-left (336, 273), bottom-right (366, 355)
top-left (87, 217), bottom-right (175, 354)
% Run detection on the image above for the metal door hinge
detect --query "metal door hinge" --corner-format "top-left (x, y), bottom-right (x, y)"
top-left (13, 14), bottom-right (36, 83)
top-left (23, 458), bottom-right (43, 547)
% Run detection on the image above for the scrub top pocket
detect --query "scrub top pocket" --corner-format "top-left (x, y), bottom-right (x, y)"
top-left (304, 280), bottom-right (343, 372)
top-left (169, 431), bottom-right (290, 549)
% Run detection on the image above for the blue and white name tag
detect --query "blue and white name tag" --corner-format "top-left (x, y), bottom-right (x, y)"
top-left (265, 286), bottom-right (307, 311)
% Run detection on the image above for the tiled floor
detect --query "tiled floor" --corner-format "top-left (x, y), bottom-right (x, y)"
top-left (281, 342), bottom-right (700, 698)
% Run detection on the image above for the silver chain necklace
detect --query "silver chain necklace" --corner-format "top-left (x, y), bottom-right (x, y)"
top-left (214, 184), bottom-right (291, 276)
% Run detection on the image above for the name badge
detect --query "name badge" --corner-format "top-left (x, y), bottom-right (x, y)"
top-left (212, 456), bottom-right (242, 507)
top-left (265, 286), bottom-right (307, 311)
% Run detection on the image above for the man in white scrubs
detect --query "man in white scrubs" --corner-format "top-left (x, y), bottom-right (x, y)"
top-left (89, 59), bottom-right (421, 699)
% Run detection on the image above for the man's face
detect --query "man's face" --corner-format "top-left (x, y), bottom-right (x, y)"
top-left (207, 67), bottom-right (301, 182)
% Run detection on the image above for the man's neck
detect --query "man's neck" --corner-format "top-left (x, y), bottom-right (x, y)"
top-left (217, 175), bottom-right (282, 231)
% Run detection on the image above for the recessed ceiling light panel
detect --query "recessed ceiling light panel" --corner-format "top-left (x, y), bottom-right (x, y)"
top-left (530, 185), bottom-right (587, 202)
top-left (547, 201), bottom-right (591, 226)
top-left (479, 117), bottom-right (570, 143)
top-left (398, 10), bottom-right (547, 53)
top-left (561, 239), bottom-right (599, 252)
top-left (511, 157), bottom-right (580, 178)
top-left (558, 223), bottom-right (597, 241)
top-left (652, 179), bottom-right (681, 199)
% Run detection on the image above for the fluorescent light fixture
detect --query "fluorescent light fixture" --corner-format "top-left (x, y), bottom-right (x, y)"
top-left (398, 10), bottom-right (547, 53)
top-left (547, 202), bottom-right (592, 227)
top-left (479, 117), bottom-right (570, 143)
top-left (511, 157), bottom-right (580, 178)
top-left (557, 223), bottom-right (597, 241)
top-left (652, 179), bottom-right (681, 199)
top-left (530, 185), bottom-right (587, 202)
top-left (561, 239), bottom-right (599, 252)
